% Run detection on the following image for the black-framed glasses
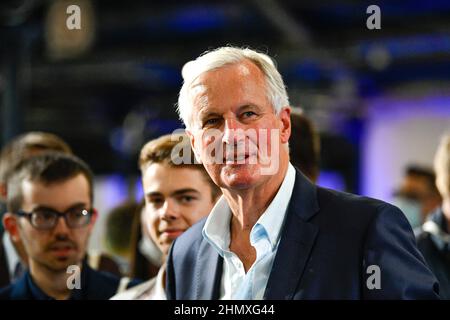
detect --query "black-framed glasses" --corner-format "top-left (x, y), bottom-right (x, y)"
top-left (15, 207), bottom-right (94, 230)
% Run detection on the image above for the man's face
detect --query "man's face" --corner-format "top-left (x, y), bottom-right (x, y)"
top-left (14, 174), bottom-right (95, 272)
top-left (186, 60), bottom-right (291, 191)
top-left (142, 163), bottom-right (216, 256)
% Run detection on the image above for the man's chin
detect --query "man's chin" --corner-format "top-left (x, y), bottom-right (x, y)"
top-left (220, 168), bottom-right (259, 190)
top-left (44, 255), bottom-right (80, 271)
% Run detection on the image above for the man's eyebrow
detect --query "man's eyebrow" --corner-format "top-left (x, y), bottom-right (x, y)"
top-left (237, 104), bottom-right (260, 112)
top-left (30, 202), bottom-right (87, 212)
top-left (145, 191), bottom-right (163, 198)
top-left (171, 188), bottom-right (201, 197)
top-left (29, 205), bottom-right (55, 212)
top-left (198, 110), bottom-right (221, 120)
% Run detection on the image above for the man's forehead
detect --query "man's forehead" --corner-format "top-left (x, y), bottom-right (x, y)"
top-left (21, 175), bottom-right (90, 205)
top-left (144, 162), bottom-right (205, 181)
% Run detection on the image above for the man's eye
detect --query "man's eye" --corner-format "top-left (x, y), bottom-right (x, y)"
top-left (34, 211), bottom-right (55, 221)
top-left (179, 196), bottom-right (196, 204)
top-left (204, 118), bottom-right (220, 126)
top-left (242, 111), bottom-right (256, 118)
top-left (150, 198), bottom-right (163, 206)
top-left (70, 211), bottom-right (84, 218)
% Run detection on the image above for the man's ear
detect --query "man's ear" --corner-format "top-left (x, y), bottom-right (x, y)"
top-left (186, 129), bottom-right (203, 164)
top-left (279, 107), bottom-right (291, 144)
top-left (3, 213), bottom-right (21, 242)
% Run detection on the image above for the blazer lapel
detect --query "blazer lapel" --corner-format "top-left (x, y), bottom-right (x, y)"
top-left (264, 170), bottom-right (320, 300)
top-left (195, 238), bottom-right (223, 299)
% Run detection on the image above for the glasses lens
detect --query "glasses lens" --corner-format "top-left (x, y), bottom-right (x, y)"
top-left (66, 208), bottom-right (91, 228)
top-left (31, 210), bottom-right (58, 229)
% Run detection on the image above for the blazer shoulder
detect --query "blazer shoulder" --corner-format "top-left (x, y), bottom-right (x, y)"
top-left (316, 186), bottom-right (398, 220)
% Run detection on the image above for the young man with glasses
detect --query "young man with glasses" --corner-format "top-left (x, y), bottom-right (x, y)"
top-left (0, 131), bottom-right (122, 288)
top-left (0, 152), bottom-right (138, 299)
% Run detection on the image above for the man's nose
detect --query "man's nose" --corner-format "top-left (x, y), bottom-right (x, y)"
top-left (52, 216), bottom-right (71, 235)
top-left (222, 118), bottom-right (245, 145)
top-left (159, 200), bottom-right (180, 221)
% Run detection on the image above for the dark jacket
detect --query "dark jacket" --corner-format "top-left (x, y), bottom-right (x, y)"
top-left (0, 261), bottom-right (138, 300)
top-left (166, 169), bottom-right (440, 300)
top-left (416, 209), bottom-right (450, 299)
top-left (0, 239), bottom-right (122, 289)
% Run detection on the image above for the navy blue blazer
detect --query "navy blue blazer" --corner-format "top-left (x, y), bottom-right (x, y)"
top-left (166, 169), bottom-right (440, 299)
top-left (0, 261), bottom-right (138, 300)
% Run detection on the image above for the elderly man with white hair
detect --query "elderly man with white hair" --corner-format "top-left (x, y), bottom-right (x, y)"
top-left (166, 46), bottom-right (440, 300)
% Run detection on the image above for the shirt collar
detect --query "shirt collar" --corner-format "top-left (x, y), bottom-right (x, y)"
top-left (153, 264), bottom-right (167, 300)
top-left (255, 163), bottom-right (296, 249)
top-left (202, 196), bottom-right (232, 256)
top-left (203, 163), bottom-right (297, 254)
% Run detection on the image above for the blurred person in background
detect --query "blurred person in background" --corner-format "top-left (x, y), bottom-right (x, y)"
top-left (416, 134), bottom-right (450, 299)
top-left (111, 133), bottom-right (221, 299)
top-left (0, 132), bottom-right (72, 287)
top-left (103, 200), bottom-right (141, 275)
top-left (393, 165), bottom-right (442, 229)
top-left (289, 109), bottom-right (320, 183)
top-left (128, 200), bottom-right (162, 281)
top-left (0, 132), bottom-right (121, 288)
top-left (0, 153), bottom-right (139, 299)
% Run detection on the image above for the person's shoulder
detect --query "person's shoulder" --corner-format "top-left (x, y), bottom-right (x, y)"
top-left (87, 266), bottom-right (120, 283)
top-left (110, 278), bottom-right (155, 300)
top-left (87, 267), bottom-right (141, 287)
top-left (83, 265), bottom-right (141, 299)
top-left (316, 186), bottom-right (398, 219)
top-left (317, 186), bottom-right (387, 208)
top-left (0, 273), bottom-right (29, 300)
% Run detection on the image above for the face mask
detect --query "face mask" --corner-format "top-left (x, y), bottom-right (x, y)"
top-left (392, 196), bottom-right (422, 229)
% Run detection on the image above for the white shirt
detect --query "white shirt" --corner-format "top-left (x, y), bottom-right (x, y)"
top-left (202, 163), bottom-right (296, 299)
top-left (110, 265), bottom-right (167, 300)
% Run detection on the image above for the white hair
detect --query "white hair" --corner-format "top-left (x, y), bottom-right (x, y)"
top-left (177, 46), bottom-right (290, 129)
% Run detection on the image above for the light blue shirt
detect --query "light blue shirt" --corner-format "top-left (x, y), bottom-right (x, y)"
top-left (202, 163), bottom-right (296, 299)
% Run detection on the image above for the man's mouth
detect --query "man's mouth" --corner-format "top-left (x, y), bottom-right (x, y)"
top-left (49, 243), bottom-right (76, 256)
top-left (224, 154), bottom-right (251, 163)
top-left (160, 229), bottom-right (184, 239)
